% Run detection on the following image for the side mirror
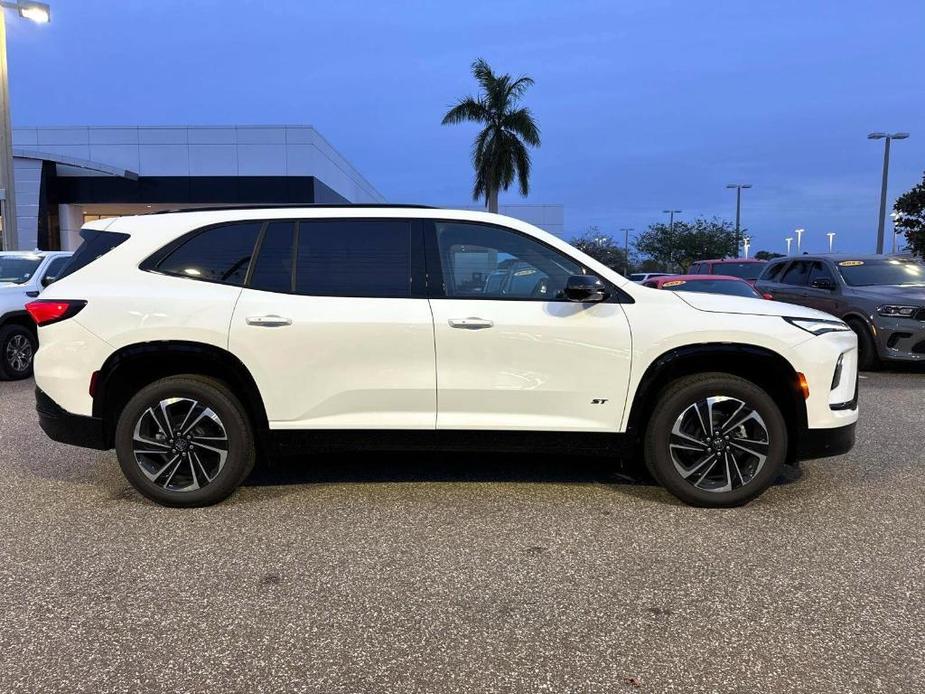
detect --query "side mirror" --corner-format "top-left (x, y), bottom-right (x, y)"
top-left (564, 275), bottom-right (608, 302)
top-left (762, 292), bottom-right (774, 300)
top-left (41, 275), bottom-right (57, 288)
top-left (811, 278), bottom-right (836, 291)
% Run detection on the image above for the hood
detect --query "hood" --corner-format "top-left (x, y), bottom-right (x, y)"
top-left (848, 285), bottom-right (925, 303)
top-left (674, 291), bottom-right (834, 320)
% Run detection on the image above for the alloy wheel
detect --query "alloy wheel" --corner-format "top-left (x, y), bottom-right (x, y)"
top-left (132, 397), bottom-right (229, 492)
top-left (5, 334), bottom-right (33, 374)
top-left (668, 396), bottom-right (769, 493)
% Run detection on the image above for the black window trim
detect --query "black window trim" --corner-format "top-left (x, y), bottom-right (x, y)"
top-left (423, 218), bottom-right (633, 304)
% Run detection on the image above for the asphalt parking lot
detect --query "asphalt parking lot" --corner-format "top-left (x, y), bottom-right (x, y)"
top-left (1, 372), bottom-right (923, 693)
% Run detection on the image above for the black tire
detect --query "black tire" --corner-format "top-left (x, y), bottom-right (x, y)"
top-left (114, 375), bottom-right (256, 507)
top-left (0, 324), bottom-right (37, 380)
top-left (846, 318), bottom-right (880, 371)
top-left (644, 373), bottom-right (788, 508)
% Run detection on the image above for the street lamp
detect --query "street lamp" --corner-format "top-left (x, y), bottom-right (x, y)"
top-left (726, 184), bottom-right (751, 258)
top-left (785, 237), bottom-right (793, 255)
top-left (620, 227), bottom-right (633, 276)
top-left (868, 131), bottom-right (910, 254)
top-left (742, 236), bottom-right (751, 259)
top-left (890, 211), bottom-right (901, 255)
top-left (662, 210), bottom-right (681, 272)
top-left (0, 1), bottom-right (51, 251)
top-left (826, 232), bottom-right (836, 253)
top-left (794, 228), bottom-right (804, 254)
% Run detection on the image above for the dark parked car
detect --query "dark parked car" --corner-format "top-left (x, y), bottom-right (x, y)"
top-left (687, 258), bottom-right (768, 285)
top-left (755, 255), bottom-right (925, 369)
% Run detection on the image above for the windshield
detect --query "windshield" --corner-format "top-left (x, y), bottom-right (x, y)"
top-left (714, 262), bottom-right (765, 280)
top-left (0, 255), bottom-right (43, 284)
top-left (837, 259), bottom-right (925, 287)
top-left (666, 279), bottom-right (760, 298)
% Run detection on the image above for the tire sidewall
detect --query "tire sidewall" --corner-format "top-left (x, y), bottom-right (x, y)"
top-left (0, 325), bottom-right (36, 380)
top-left (645, 375), bottom-right (788, 507)
top-left (847, 318), bottom-right (879, 371)
top-left (115, 376), bottom-right (255, 507)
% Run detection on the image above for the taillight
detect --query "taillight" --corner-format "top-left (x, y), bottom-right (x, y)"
top-left (25, 300), bottom-right (87, 326)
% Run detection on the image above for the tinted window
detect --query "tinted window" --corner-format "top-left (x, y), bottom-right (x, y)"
top-left (250, 221), bottom-right (295, 293)
top-left (688, 263), bottom-right (702, 274)
top-left (56, 229), bottom-right (129, 282)
top-left (716, 262), bottom-right (766, 280)
top-left (808, 261), bottom-right (835, 286)
top-left (0, 255), bottom-right (43, 284)
top-left (41, 256), bottom-right (71, 285)
top-left (836, 259), bottom-right (925, 287)
top-left (668, 279), bottom-right (760, 298)
top-left (780, 260), bottom-right (811, 286)
top-left (295, 219), bottom-right (411, 297)
top-left (435, 222), bottom-right (584, 300)
top-left (157, 222), bottom-right (262, 286)
top-left (760, 261), bottom-right (787, 282)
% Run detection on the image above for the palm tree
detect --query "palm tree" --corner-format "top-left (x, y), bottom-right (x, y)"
top-left (442, 58), bottom-right (541, 213)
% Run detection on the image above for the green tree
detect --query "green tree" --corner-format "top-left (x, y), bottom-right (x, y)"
top-left (571, 227), bottom-right (630, 273)
top-left (634, 217), bottom-right (738, 272)
top-left (754, 250), bottom-right (785, 261)
top-left (442, 58), bottom-right (541, 213)
top-left (894, 171), bottom-right (925, 257)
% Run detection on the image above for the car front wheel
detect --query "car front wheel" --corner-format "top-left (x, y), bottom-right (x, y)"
top-left (644, 373), bottom-right (788, 507)
top-left (114, 375), bottom-right (256, 507)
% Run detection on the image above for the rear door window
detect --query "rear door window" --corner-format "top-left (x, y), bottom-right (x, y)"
top-left (780, 260), bottom-right (811, 286)
top-left (249, 221), bottom-right (295, 293)
top-left (56, 229), bottom-right (130, 281)
top-left (294, 219), bottom-right (412, 298)
top-left (155, 222), bottom-right (263, 286)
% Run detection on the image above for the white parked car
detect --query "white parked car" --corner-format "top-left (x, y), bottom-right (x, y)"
top-left (628, 272), bottom-right (674, 283)
top-left (30, 207), bottom-right (858, 508)
top-left (0, 250), bottom-right (72, 379)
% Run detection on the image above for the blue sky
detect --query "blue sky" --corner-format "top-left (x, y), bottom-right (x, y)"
top-left (7, 0), bottom-right (925, 253)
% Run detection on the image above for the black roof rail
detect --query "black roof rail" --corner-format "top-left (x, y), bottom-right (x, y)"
top-left (148, 203), bottom-right (437, 215)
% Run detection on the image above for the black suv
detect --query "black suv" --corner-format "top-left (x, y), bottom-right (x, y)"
top-left (755, 254), bottom-right (925, 369)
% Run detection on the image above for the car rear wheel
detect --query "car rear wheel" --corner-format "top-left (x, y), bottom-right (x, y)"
top-left (0, 325), bottom-right (37, 380)
top-left (114, 375), bottom-right (256, 507)
top-left (644, 373), bottom-right (788, 507)
top-left (846, 318), bottom-right (880, 371)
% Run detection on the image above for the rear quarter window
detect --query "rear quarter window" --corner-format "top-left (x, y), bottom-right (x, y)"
top-left (150, 222), bottom-right (263, 286)
top-left (55, 229), bottom-right (129, 281)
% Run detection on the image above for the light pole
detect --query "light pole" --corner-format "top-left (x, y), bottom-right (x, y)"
top-left (620, 227), bottom-right (633, 275)
top-left (794, 228), bottom-right (804, 254)
top-left (0, 1), bottom-right (51, 252)
top-left (868, 131), bottom-right (910, 254)
top-left (826, 232), bottom-right (836, 253)
top-left (662, 210), bottom-right (681, 272)
top-left (743, 236), bottom-right (751, 259)
top-left (891, 211), bottom-right (900, 254)
top-left (786, 237), bottom-right (793, 255)
top-left (726, 184), bottom-right (751, 258)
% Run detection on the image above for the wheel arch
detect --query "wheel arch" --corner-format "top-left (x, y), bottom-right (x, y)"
top-left (0, 310), bottom-right (38, 338)
top-left (92, 340), bottom-right (269, 447)
top-left (625, 343), bottom-right (808, 462)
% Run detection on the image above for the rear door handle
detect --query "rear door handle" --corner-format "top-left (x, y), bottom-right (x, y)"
top-left (448, 317), bottom-right (494, 330)
top-left (246, 314), bottom-right (292, 327)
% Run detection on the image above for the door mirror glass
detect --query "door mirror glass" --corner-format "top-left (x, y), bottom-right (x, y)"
top-left (811, 277), bottom-right (836, 291)
top-left (565, 275), bottom-right (608, 302)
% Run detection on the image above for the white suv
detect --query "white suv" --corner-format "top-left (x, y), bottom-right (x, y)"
top-left (30, 206), bottom-right (859, 507)
top-left (0, 250), bottom-right (72, 379)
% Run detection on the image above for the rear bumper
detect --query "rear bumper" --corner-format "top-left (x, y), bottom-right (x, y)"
top-left (797, 421), bottom-right (856, 461)
top-left (35, 387), bottom-right (109, 450)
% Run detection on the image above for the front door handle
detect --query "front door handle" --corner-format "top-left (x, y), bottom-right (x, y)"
top-left (246, 314), bottom-right (292, 327)
top-left (448, 317), bottom-right (494, 330)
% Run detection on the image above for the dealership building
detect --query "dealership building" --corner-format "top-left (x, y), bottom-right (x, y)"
top-left (8, 125), bottom-right (564, 251)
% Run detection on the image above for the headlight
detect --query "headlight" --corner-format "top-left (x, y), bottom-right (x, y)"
top-left (783, 316), bottom-right (851, 335)
top-left (877, 304), bottom-right (921, 318)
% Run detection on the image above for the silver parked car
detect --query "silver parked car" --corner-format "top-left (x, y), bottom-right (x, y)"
top-left (755, 254), bottom-right (925, 369)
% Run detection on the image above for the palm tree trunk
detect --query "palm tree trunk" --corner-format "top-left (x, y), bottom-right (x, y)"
top-left (486, 188), bottom-right (499, 214)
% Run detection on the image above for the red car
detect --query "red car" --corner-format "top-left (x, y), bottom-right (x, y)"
top-left (642, 274), bottom-right (772, 299)
top-left (687, 258), bottom-right (767, 285)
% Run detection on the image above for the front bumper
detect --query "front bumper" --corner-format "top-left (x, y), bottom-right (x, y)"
top-left (35, 387), bottom-right (109, 450)
top-left (874, 316), bottom-right (925, 362)
top-left (797, 421), bottom-right (856, 460)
